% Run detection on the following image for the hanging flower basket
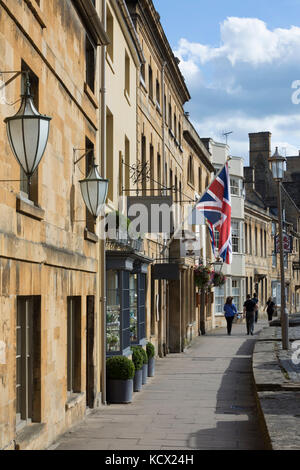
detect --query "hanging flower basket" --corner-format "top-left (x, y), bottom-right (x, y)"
top-left (194, 265), bottom-right (212, 289)
top-left (211, 271), bottom-right (226, 287)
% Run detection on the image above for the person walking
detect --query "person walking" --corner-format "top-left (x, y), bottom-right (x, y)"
top-left (223, 297), bottom-right (237, 336)
top-left (264, 297), bottom-right (275, 324)
top-left (252, 292), bottom-right (259, 323)
top-left (243, 294), bottom-right (256, 335)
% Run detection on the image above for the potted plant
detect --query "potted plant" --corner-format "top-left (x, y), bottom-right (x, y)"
top-left (131, 346), bottom-right (143, 392)
top-left (146, 342), bottom-right (155, 377)
top-left (139, 347), bottom-right (148, 385)
top-left (106, 356), bottom-right (135, 404)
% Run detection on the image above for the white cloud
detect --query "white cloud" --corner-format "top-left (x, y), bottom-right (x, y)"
top-left (175, 17), bottom-right (300, 71)
top-left (174, 17), bottom-right (300, 163)
top-left (191, 113), bottom-right (300, 163)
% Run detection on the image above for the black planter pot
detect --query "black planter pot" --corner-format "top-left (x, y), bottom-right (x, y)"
top-left (133, 368), bottom-right (143, 392)
top-left (106, 379), bottom-right (133, 403)
top-left (142, 364), bottom-right (148, 385)
top-left (148, 357), bottom-right (155, 377)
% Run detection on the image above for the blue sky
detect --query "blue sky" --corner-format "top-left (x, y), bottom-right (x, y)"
top-left (153, 0), bottom-right (300, 162)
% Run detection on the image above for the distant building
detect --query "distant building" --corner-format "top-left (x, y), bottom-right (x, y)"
top-left (201, 139), bottom-right (246, 327)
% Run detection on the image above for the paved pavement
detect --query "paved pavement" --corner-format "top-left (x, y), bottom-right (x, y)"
top-left (53, 320), bottom-right (268, 450)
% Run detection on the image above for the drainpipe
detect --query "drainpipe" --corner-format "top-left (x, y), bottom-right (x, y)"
top-left (100, 0), bottom-right (107, 405)
top-left (161, 61), bottom-right (168, 354)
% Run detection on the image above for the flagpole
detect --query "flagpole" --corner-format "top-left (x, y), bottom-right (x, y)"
top-left (159, 157), bottom-right (232, 257)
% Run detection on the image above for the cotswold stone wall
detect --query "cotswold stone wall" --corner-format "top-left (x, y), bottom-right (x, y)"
top-left (0, 0), bottom-right (99, 450)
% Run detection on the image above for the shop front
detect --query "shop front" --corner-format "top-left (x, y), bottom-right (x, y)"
top-left (106, 251), bottom-right (151, 356)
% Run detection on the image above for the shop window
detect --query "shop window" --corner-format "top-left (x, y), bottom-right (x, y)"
top-left (138, 274), bottom-right (146, 341)
top-left (107, 271), bottom-right (121, 353)
top-left (16, 296), bottom-right (41, 426)
top-left (106, 268), bottom-right (146, 355)
top-left (129, 274), bottom-right (138, 343)
top-left (67, 297), bottom-right (82, 395)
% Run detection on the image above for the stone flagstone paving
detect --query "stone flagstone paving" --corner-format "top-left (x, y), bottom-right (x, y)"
top-left (53, 321), bottom-right (268, 450)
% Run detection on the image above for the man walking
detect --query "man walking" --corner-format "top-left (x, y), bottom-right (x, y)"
top-left (252, 292), bottom-right (259, 323)
top-left (243, 294), bottom-right (256, 336)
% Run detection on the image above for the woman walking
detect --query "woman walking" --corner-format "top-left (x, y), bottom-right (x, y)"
top-left (223, 297), bottom-right (237, 335)
top-left (265, 297), bottom-right (276, 324)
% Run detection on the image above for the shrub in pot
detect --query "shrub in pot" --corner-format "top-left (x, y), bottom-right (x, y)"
top-left (139, 347), bottom-right (148, 385)
top-left (106, 356), bottom-right (135, 403)
top-left (146, 342), bottom-right (155, 377)
top-left (131, 346), bottom-right (143, 392)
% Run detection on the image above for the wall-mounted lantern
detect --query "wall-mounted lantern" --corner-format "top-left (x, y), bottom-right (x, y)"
top-left (4, 74), bottom-right (52, 182)
top-left (79, 158), bottom-right (108, 218)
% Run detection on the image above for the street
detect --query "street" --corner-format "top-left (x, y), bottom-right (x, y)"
top-left (53, 321), bottom-right (267, 451)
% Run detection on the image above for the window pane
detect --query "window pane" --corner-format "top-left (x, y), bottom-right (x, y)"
top-left (232, 280), bottom-right (240, 311)
top-left (215, 285), bottom-right (224, 313)
top-left (230, 178), bottom-right (240, 195)
top-left (106, 271), bottom-right (121, 352)
top-left (129, 274), bottom-right (138, 344)
top-left (232, 221), bottom-right (240, 253)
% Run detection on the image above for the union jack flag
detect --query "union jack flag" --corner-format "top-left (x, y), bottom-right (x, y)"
top-left (195, 163), bottom-right (232, 264)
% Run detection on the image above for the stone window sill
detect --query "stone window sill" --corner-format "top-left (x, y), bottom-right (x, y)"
top-left (65, 392), bottom-right (85, 411)
top-left (16, 195), bottom-right (45, 221)
top-left (84, 228), bottom-right (98, 243)
top-left (15, 422), bottom-right (46, 450)
top-left (24, 0), bottom-right (46, 28)
top-left (84, 82), bottom-right (99, 109)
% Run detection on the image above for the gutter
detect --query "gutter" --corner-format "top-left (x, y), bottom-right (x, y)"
top-left (72, 0), bottom-right (110, 45)
top-left (100, 0), bottom-right (107, 406)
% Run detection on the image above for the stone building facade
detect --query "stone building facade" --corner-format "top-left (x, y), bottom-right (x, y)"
top-left (124, 0), bottom-right (191, 356)
top-left (0, 0), bottom-right (108, 450)
top-left (244, 132), bottom-right (300, 314)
